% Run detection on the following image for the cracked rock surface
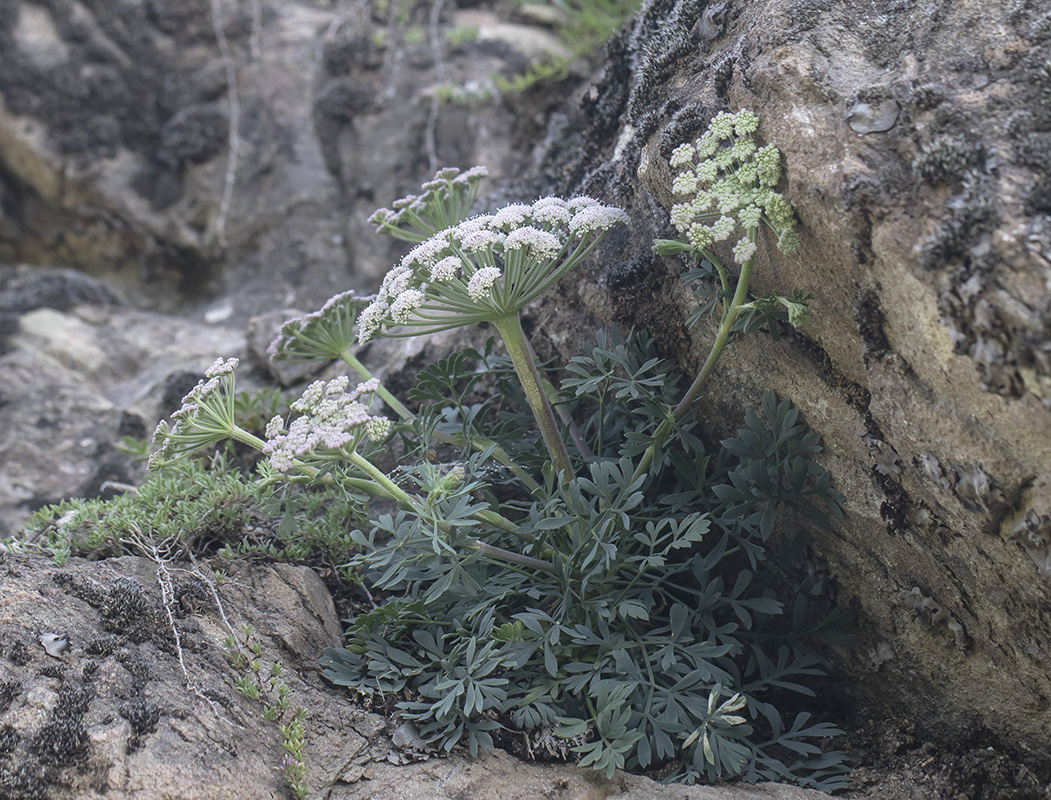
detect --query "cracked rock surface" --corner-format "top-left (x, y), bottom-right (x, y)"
top-left (0, 553), bottom-right (834, 800)
top-left (527, 0), bottom-right (1051, 769)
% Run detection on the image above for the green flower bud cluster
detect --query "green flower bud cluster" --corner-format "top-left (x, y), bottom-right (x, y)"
top-left (664, 110), bottom-right (799, 263)
top-left (368, 166), bottom-right (489, 243)
top-left (267, 290), bottom-right (370, 363)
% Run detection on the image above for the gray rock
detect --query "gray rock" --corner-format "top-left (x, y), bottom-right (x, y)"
top-left (529, 0), bottom-right (1051, 769)
top-left (0, 302), bottom-right (244, 536)
top-left (0, 553), bottom-right (385, 800)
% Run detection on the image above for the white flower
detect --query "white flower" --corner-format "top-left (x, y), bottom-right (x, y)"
top-left (453, 165), bottom-right (489, 183)
top-left (567, 196), bottom-right (600, 212)
top-left (711, 216), bottom-right (736, 242)
top-left (430, 256), bottom-right (461, 282)
top-left (568, 205), bottom-right (630, 235)
top-left (670, 203), bottom-right (694, 233)
top-left (504, 226), bottom-right (562, 258)
top-left (459, 228), bottom-right (502, 252)
top-left (732, 237), bottom-right (757, 264)
top-left (695, 132), bottom-right (718, 159)
top-left (379, 265), bottom-right (413, 300)
top-left (390, 289), bottom-right (425, 323)
top-left (353, 377), bottom-right (381, 397)
top-left (532, 196), bottom-right (568, 211)
top-left (268, 448), bottom-right (295, 473)
top-left (368, 208), bottom-right (395, 226)
top-left (357, 299), bottom-right (389, 344)
top-left (342, 402), bottom-right (371, 428)
top-left (491, 204), bottom-right (532, 229)
top-left (731, 139), bottom-right (756, 161)
top-left (467, 267), bottom-right (502, 301)
top-left (404, 236), bottom-right (449, 269)
top-left (454, 215), bottom-right (494, 234)
top-left (696, 160), bottom-right (718, 183)
top-left (291, 380), bottom-right (325, 413)
top-left (531, 202), bottom-right (571, 226)
top-left (672, 172), bottom-right (699, 195)
top-left (319, 426), bottom-right (353, 449)
top-left (709, 112), bottom-right (735, 140)
top-left (739, 204), bottom-right (762, 229)
top-left (205, 357), bottom-right (239, 378)
top-left (670, 143), bottom-right (696, 168)
top-left (265, 416), bottom-right (285, 440)
top-left (326, 376), bottom-right (350, 395)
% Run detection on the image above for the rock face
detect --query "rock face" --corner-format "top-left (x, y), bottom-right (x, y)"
top-left (528, 0), bottom-right (1051, 768)
top-left (0, 265), bottom-right (247, 538)
top-left (0, 552), bottom-right (834, 800)
top-left (0, 0), bottom-right (559, 317)
top-left (0, 552), bottom-right (385, 800)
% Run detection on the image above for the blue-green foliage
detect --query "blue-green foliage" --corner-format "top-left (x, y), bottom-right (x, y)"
top-left (322, 330), bottom-right (850, 789)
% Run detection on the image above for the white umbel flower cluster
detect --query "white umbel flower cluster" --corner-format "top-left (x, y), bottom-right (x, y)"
top-left (263, 377), bottom-right (390, 473)
top-left (664, 110), bottom-right (799, 263)
top-left (149, 358), bottom-right (241, 470)
top-left (358, 195), bottom-right (629, 343)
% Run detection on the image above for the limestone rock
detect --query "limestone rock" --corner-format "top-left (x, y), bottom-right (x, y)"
top-left (0, 295), bottom-right (244, 537)
top-left (0, 553), bottom-right (386, 800)
top-left (529, 0), bottom-right (1051, 769)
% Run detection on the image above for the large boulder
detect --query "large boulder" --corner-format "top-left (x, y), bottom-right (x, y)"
top-left (528, 0), bottom-right (1051, 769)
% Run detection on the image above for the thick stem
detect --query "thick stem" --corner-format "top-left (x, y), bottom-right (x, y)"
top-left (341, 350), bottom-right (541, 492)
top-left (493, 314), bottom-right (576, 481)
top-left (227, 426), bottom-right (267, 452)
top-left (529, 340), bottom-right (593, 461)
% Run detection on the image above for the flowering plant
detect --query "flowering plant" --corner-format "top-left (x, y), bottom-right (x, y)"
top-left (358, 196), bottom-right (628, 342)
top-left (368, 165), bottom-right (490, 243)
top-left (136, 113), bottom-right (847, 789)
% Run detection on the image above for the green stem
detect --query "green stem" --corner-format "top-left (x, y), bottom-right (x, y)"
top-left (472, 540), bottom-right (557, 573)
top-left (346, 452), bottom-right (554, 571)
top-left (227, 427), bottom-right (267, 452)
top-left (493, 314), bottom-right (576, 481)
top-left (341, 350), bottom-right (541, 492)
top-left (229, 424), bottom-right (554, 574)
top-left (348, 451), bottom-right (419, 509)
top-left (631, 246), bottom-right (757, 483)
top-left (530, 341), bottom-right (593, 462)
